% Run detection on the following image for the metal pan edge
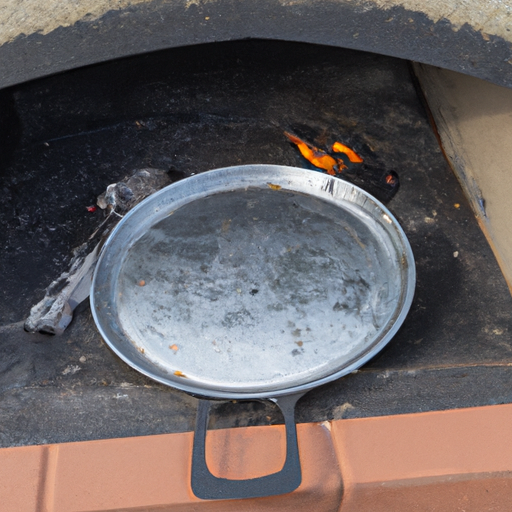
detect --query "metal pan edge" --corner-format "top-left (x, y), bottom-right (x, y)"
top-left (91, 164), bottom-right (415, 400)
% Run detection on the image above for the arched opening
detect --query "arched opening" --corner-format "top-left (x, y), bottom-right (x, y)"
top-left (0, 39), bottom-right (511, 448)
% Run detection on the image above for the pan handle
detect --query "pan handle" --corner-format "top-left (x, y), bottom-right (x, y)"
top-left (191, 393), bottom-right (304, 500)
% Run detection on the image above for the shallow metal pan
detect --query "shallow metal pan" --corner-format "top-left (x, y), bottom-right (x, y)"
top-left (91, 164), bottom-right (415, 499)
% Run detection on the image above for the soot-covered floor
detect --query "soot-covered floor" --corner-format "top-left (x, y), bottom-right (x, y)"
top-left (0, 40), bottom-right (511, 447)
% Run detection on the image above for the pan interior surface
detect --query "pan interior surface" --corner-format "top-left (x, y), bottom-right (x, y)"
top-left (102, 170), bottom-right (411, 395)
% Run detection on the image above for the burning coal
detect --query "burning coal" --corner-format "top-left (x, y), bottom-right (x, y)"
top-left (331, 141), bottom-right (364, 163)
top-left (284, 131), bottom-right (364, 175)
top-left (284, 130), bottom-right (399, 203)
top-left (284, 131), bottom-right (348, 175)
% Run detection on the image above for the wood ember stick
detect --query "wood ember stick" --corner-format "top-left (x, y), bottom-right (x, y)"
top-left (24, 168), bottom-right (183, 335)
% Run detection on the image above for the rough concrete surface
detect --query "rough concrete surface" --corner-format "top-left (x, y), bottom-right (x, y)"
top-left (372, 0), bottom-right (512, 39)
top-left (2, 0), bottom-right (511, 46)
top-left (0, 0), bottom-right (143, 44)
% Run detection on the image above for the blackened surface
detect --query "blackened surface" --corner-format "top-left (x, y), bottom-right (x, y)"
top-left (0, 41), bottom-right (511, 446)
top-left (0, 0), bottom-right (512, 90)
top-left (0, 90), bottom-right (21, 171)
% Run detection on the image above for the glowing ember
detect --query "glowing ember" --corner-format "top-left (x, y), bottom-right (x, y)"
top-left (284, 131), bottom-right (346, 175)
top-left (284, 131), bottom-right (365, 175)
top-left (284, 131), bottom-right (400, 203)
top-left (331, 141), bottom-right (364, 163)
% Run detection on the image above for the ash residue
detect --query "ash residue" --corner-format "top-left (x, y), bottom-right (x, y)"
top-left (23, 168), bottom-right (177, 334)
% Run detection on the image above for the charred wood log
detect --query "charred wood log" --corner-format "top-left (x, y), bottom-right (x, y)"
top-left (24, 167), bottom-right (183, 335)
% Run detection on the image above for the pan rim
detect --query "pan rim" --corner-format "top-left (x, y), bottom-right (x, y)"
top-left (91, 164), bottom-right (416, 399)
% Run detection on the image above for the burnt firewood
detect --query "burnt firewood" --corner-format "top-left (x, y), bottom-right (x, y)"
top-left (24, 167), bottom-right (182, 335)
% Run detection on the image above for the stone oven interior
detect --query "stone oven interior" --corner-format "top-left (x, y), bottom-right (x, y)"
top-left (1, 39), bottom-right (512, 446)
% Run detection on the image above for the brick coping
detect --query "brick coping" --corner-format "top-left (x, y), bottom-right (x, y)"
top-left (2, 403), bottom-right (512, 511)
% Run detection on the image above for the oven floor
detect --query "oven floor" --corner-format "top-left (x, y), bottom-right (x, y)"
top-left (1, 41), bottom-right (511, 447)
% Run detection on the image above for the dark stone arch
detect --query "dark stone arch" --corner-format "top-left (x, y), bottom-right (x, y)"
top-left (0, 0), bottom-right (511, 90)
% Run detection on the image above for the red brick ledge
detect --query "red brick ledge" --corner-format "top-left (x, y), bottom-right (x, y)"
top-left (2, 404), bottom-right (512, 511)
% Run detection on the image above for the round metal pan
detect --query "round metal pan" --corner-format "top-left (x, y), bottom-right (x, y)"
top-left (91, 164), bottom-right (415, 499)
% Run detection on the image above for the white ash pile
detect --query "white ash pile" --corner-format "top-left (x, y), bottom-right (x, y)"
top-left (24, 168), bottom-right (183, 335)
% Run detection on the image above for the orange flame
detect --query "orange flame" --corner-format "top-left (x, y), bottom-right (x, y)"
top-left (331, 141), bottom-right (364, 163)
top-left (284, 131), bottom-right (346, 175)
